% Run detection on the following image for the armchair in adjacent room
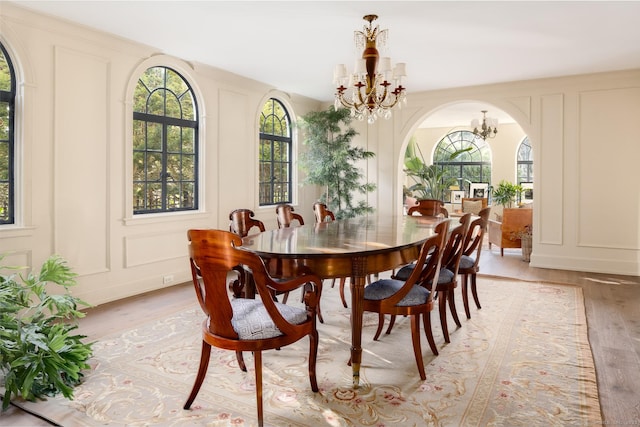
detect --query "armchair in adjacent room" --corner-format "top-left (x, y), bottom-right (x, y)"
top-left (488, 207), bottom-right (533, 256)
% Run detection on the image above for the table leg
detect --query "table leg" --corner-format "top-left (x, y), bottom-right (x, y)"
top-left (350, 256), bottom-right (366, 387)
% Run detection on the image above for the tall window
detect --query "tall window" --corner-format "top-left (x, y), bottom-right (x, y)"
top-left (0, 43), bottom-right (16, 225)
top-left (433, 130), bottom-right (491, 194)
top-left (259, 99), bottom-right (292, 206)
top-left (133, 66), bottom-right (198, 214)
top-left (517, 137), bottom-right (533, 184)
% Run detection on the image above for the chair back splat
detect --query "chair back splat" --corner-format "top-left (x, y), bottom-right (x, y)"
top-left (407, 199), bottom-right (449, 218)
top-left (275, 204), bottom-right (304, 228)
top-left (229, 208), bottom-right (265, 237)
top-left (313, 202), bottom-right (335, 223)
top-left (184, 229), bottom-right (322, 427)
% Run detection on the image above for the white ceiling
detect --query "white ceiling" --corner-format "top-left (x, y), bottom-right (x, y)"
top-left (11, 1), bottom-right (640, 128)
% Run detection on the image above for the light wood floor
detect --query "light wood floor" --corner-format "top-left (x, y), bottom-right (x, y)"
top-left (3, 245), bottom-right (640, 426)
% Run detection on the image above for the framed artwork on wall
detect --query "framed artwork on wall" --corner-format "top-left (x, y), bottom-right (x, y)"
top-left (469, 182), bottom-right (489, 198)
top-left (451, 190), bottom-right (465, 204)
top-left (521, 182), bottom-right (533, 201)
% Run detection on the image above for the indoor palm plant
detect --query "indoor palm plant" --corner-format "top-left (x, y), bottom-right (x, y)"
top-left (0, 255), bottom-right (93, 410)
top-left (404, 138), bottom-right (471, 202)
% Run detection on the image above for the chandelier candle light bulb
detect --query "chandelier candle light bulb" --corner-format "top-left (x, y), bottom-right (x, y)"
top-left (333, 14), bottom-right (407, 124)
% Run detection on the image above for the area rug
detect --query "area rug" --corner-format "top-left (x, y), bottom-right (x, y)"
top-left (11, 278), bottom-right (601, 426)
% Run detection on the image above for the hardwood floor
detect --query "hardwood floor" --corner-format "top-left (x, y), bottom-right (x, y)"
top-left (3, 244), bottom-right (640, 426)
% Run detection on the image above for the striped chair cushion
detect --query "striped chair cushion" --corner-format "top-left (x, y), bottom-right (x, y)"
top-left (230, 298), bottom-right (307, 340)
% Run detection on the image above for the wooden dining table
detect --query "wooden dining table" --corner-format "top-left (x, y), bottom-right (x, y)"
top-left (239, 213), bottom-right (448, 387)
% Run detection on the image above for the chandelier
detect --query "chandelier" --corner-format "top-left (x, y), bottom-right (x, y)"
top-left (333, 14), bottom-right (407, 124)
top-left (471, 110), bottom-right (498, 140)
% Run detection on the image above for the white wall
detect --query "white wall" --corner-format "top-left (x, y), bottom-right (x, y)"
top-left (0, 4), bottom-right (322, 305)
top-left (1, 4), bottom-right (639, 309)
top-left (352, 72), bottom-right (640, 276)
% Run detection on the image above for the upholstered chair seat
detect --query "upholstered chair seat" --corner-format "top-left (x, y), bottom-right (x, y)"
top-left (231, 298), bottom-right (309, 340)
top-left (364, 279), bottom-right (431, 306)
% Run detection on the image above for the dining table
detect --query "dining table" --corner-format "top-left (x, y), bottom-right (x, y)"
top-left (239, 213), bottom-right (449, 387)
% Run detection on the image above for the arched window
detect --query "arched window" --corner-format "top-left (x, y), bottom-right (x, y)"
top-left (133, 66), bottom-right (198, 214)
top-left (259, 98), bottom-right (292, 206)
top-left (517, 137), bottom-right (533, 184)
top-left (0, 43), bottom-right (16, 225)
top-left (433, 130), bottom-right (491, 194)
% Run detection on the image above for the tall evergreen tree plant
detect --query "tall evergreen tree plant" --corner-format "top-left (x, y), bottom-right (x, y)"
top-left (298, 108), bottom-right (376, 219)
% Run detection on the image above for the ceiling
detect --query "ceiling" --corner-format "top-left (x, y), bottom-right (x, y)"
top-left (11, 1), bottom-right (640, 128)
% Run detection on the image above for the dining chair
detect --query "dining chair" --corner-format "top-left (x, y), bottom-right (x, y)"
top-left (313, 201), bottom-right (335, 223)
top-left (229, 208), bottom-right (265, 237)
top-left (389, 214), bottom-right (471, 344)
top-left (275, 204), bottom-right (305, 228)
top-left (312, 202), bottom-right (349, 308)
top-left (407, 199), bottom-right (449, 218)
top-left (184, 229), bottom-right (322, 427)
top-left (433, 213), bottom-right (471, 342)
top-left (362, 220), bottom-right (448, 379)
top-left (459, 207), bottom-right (491, 319)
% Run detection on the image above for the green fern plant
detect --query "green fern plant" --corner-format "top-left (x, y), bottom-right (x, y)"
top-left (0, 255), bottom-right (93, 411)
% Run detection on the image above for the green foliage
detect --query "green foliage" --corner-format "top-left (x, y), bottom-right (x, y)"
top-left (0, 255), bottom-right (93, 411)
top-left (404, 139), bottom-right (471, 201)
top-left (492, 180), bottom-right (523, 208)
top-left (298, 107), bottom-right (376, 219)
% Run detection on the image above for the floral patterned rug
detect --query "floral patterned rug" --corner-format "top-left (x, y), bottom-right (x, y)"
top-left (13, 278), bottom-right (601, 426)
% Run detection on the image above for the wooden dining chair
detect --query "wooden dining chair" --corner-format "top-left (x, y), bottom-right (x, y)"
top-left (275, 204), bottom-right (304, 228)
top-left (229, 208), bottom-right (265, 237)
top-left (407, 199), bottom-right (449, 218)
top-left (459, 207), bottom-right (491, 319)
top-left (313, 201), bottom-right (335, 223)
top-left (389, 214), bottom-right (471, 344)
top-left (184, 229), bottom-right (322, 427)
top-left (433, 213), bottom-right (471, 342)
top-left (313, 202), bottom-right (350, 308)
top-left (362, 220), bottom-right (448, 379)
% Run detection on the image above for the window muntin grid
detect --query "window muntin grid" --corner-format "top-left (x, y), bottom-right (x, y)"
top-left (0, 43), bottom-right (16, 225)
top-left (259, 99), bottom-right (292, 206)
top-left (433, 131), bottom-right (492, 197)
top-left (133, 67), bottom-right (198, 214)
top-left (517, 137), bottom-right (533, 184)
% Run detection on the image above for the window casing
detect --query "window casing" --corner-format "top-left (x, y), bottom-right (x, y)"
top-left (517, 137), bottom-right (533, 184)
top-left (133, 66), bottom-right (198, 214)
top-left (0, 43), bottom-right (16, 225)
top-left (259, 99), bottom-right (292, 206)
top-left (433, 131), bottom-right (492, 195)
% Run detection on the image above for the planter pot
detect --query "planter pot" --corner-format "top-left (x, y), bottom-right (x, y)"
top-left (521, 234), bottom-right (532, 262)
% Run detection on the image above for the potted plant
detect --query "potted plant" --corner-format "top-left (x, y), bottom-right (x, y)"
top-left (491, 180), bottom-right (523, 208)
top-left (0, 255), bottom-right (93, 410)
top-left (404, 138), bottom-right (471, 202)
top-left (298, 107), bottom-right (376, 219)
